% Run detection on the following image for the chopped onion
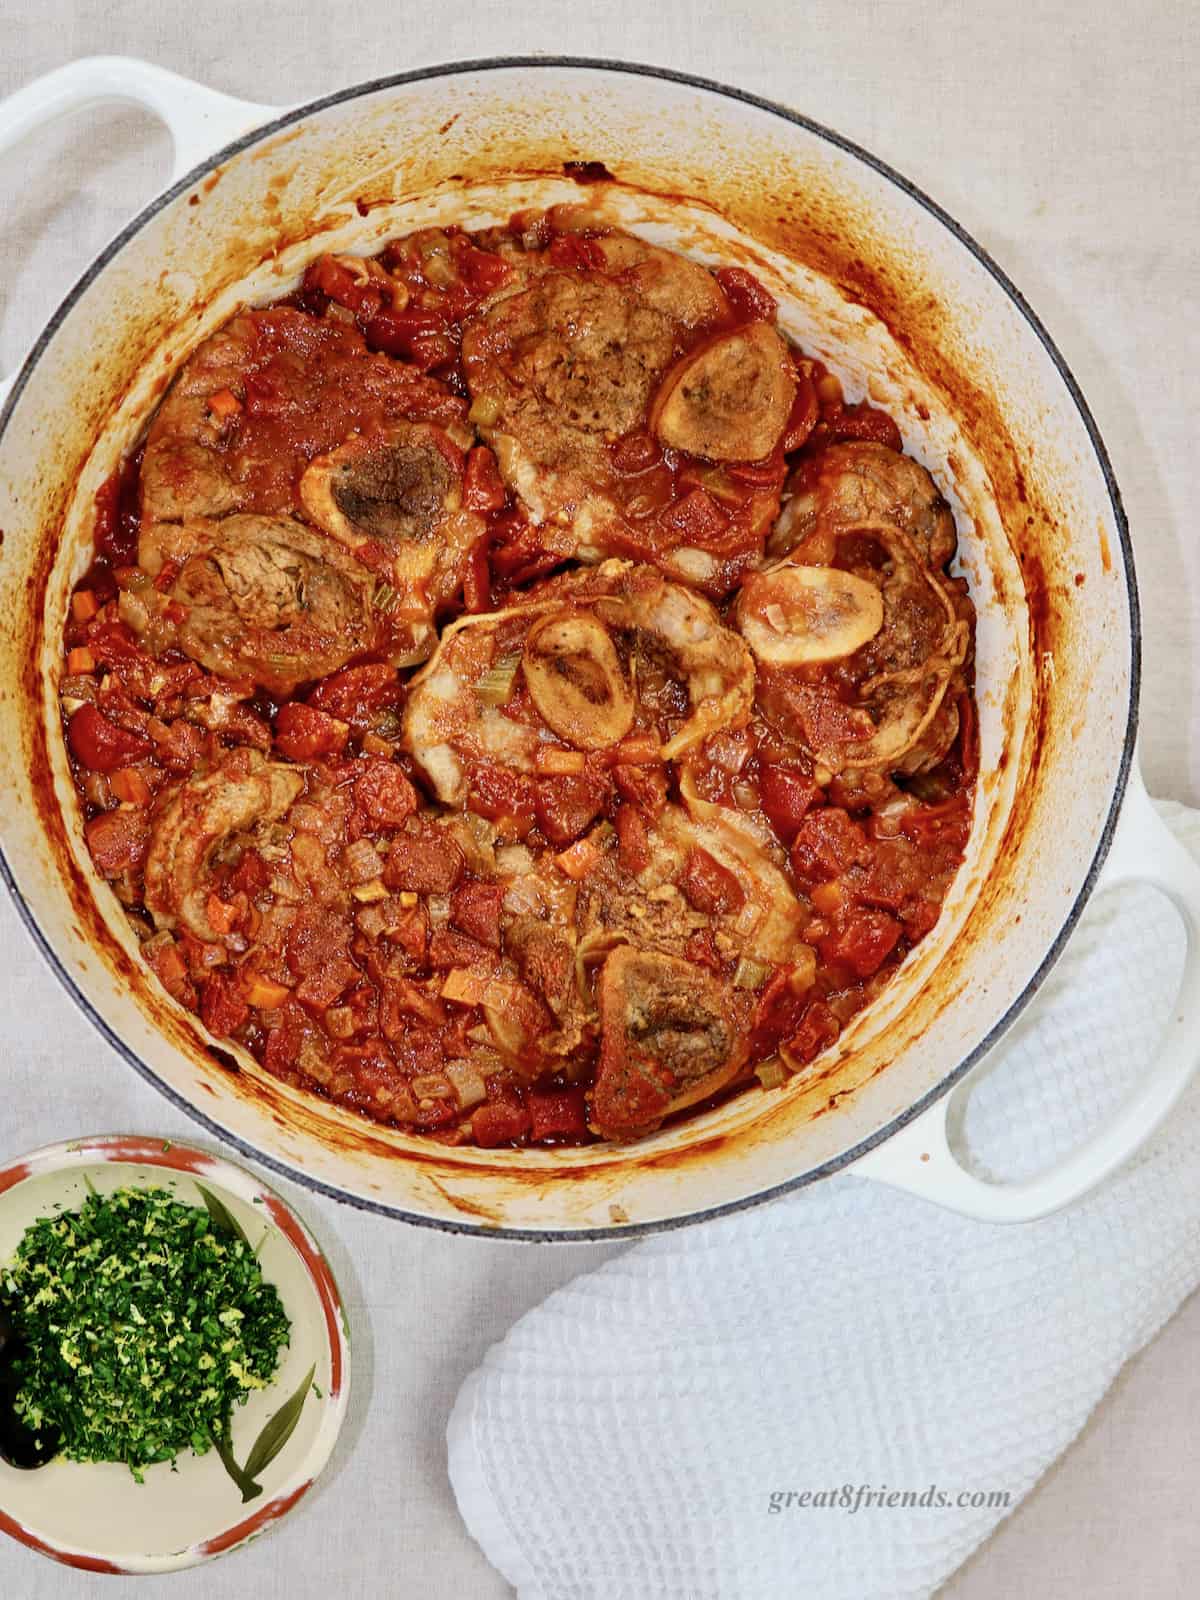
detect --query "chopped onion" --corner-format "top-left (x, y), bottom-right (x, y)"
top-left (356, 898), bottom-right (403, 939)
top-left (755, 1060), bottom-right (787, 1090)
top-left (343, 837), bottom-right (385, 884)
top-left (412, 1074), bottom-right (454, 1101)
top-left (468, 394), bottom-right (502, 427)
top-left (445, 1060), bottom-right (487, 1110)
top-left (350, 878), bottom-right (389, 903)
top-left (442, 968), bottom-right (485, 1005)
top-left (789, 946), bottom-right (818, 993)
top-left (669, 547), bottom-right (717, 581)
top-left (291, 833), bottom-right (326, 877)
top-left (427, 894), bottom-right (451, 925)
top-left (495, 844), bottom-right (535, 878)
top-left (325, 1006), bottom-right (356, 1040)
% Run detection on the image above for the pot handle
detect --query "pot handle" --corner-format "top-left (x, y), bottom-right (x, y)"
top-left (850, 764), bottom-right (1200, 1221)
top-left (0, 55), bottom-right (279, 406)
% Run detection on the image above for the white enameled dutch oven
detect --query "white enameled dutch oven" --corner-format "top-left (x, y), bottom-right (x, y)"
top-left (1, 57), bottom-right (1198, 1238)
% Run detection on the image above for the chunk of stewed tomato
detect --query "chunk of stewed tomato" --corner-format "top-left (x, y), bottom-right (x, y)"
top-left (678, 847), bottom-right (744, 915)
top-left (819, 910), bottom-right (903, 979)
top-left (68, 704), bottom-right (152, 772)
top-left (353, 762), bottom-right (418, 829)
top-left (274, 702), bottom-right (350, 761)
top-left (789, 808), bottom-right (870, 883)
top-left (84, 808), bottom-right (150, 875)
top-left (528, 1086), bottom-right (588, 1142)
top-left (758, 765), bottom-right (819, 846)
top-left (383, 826), bottom-right (465, 895)
top-left (306, 664), bottom-right (404, 729)
top-left (534, 773), bottom-right (608, 847)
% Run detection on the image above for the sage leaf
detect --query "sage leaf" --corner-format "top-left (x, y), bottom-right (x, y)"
top-left (241, 1364), bottom-right (315, 1485)
top-left (196, 1185), bottom-right (252, 1248)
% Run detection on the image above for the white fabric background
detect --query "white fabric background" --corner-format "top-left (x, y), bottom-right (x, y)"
top-left (0, 2), bottom-right (1196, 1595)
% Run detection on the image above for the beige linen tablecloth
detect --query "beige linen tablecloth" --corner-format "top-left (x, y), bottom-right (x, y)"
top-left (1, 3), bottom-right (1197, 1595)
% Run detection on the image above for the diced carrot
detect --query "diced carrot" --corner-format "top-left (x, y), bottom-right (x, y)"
top-left (555, 836), bottom-right (602, 880)
top-left (71, 590), bottom-right (99, 622)
top-left (242, 973), bottom-right (292, 1009)
top-left (204, 893), bottom-right (238, 935)
top-left (109, 767), bottom-right (152, 806)
top-left (360, 733), bottom-right (394, 757)
top-left (395, 590), bottom-right (433, 622)
top-left (66, 646), bottom-right (96, 674)
top-left (613, 733), bottom-right (661, 766)
top-left (207, 387), bottom-right (242, 420)
top-left (157, 944), bottom-right (189, 986)
top-left (535, 747), bottom-right (586, 776)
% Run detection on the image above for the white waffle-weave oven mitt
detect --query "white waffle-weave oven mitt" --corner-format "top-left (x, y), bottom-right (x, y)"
top-left (447, 802), bottom-right (1200, 1600)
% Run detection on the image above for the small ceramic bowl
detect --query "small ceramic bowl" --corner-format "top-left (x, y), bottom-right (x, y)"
top-left (0, 1135), bottom-right (350, 1573)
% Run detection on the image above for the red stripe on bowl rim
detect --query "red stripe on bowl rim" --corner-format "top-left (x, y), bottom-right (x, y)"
top-left (262, 1195), bottom-right (346, 1400)
top-left (0, 1163), bottom-right (31, 1198)
top-left (197, 1479), bottom-right (313, 1557)
top-left (0, 1507), bottom-right (126, 1574)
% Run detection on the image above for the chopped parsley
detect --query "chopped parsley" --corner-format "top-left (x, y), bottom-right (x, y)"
top-left (0, 1186), bottom-right (291, 1481)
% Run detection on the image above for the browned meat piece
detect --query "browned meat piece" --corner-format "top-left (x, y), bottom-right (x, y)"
top-left (574, 803), bottom-right (806, 969)
top-left (505, 916), bottom-right (590, 1063)
top-left (124, 515), bottom-right (378, 695)
top-left (771, 440), bottom-right (958, 569)
top-left (144, 751), bottom-right (304, 941)
top-left (403, 560), bottom-right (754, 805)
top-left (462, 234), bottom-right (730, 567)
top-left (140, 306), bottom-right (468, 525)
top-left (138, 317), bottom-right (260, 522)
top-left (591, 947), bottom-right (749, 1139)
top-left (752, 521), bottom-right (971, 775)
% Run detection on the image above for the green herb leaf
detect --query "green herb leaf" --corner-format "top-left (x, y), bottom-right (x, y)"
top-left (475, 653), bottom-right (520, 708)
top-left (195, 1185), bottom-right (252, 1248)
top-left (213, 1428), bottom-right (263, 1504)
top-left (3, 1187), bottom-right (289, 1479)
top-left (241, 1364), bottom-right (315, 1485)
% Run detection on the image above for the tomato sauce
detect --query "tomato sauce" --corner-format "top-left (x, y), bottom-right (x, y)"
top-left (59, 213), bottom-right (976, 1148)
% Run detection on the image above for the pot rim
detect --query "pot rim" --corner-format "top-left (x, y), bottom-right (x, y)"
top-left (0, 55), bottom-right (1140, 1239)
